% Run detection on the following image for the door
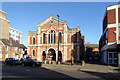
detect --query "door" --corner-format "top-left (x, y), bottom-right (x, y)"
top-left (108, 52), bottom-right (117, 64)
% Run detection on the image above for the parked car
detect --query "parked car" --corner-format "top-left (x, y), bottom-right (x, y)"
top-left (22, 59), bottom-right (42, 67)
top-left (4, 58), bottom-right (19, 65)
top-left (18, 58), bottom-right (24, 65)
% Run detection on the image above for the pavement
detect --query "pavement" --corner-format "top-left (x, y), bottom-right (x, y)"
top-left (2, 62), bottom-right (120, 80)
top-left (42, 63), bottom-right (120, 73)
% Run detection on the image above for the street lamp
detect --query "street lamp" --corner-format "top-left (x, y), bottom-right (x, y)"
top-left (57, 15), bottom-right (60, 64)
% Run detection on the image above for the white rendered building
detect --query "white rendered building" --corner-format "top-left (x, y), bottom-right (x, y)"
top-left (9, 27), bottom-right (22, 44)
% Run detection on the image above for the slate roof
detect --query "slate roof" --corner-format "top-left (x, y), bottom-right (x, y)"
top-left (0, 39), bottom-right (27, 49)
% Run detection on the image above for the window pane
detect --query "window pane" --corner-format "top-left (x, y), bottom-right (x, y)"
top-left (109, 59), bottom-right (112, 63)
top-left (51, 34), bottom-right (53, 43)
top-left (33, 38), bottom-right (35, 44)
top-left (114, 60), bottom-right (117, 64)
top-left (109, 53), bottom-right (112, 58)
top-left (33, 50), bottom-right (35, 56)
top-left (59, 32), bottom-right (61, 43)
top-left (43, 33), bottom-right (46, 44)
top-left (54, 33), bottom-right (56, 43)
top-left (48, 34), bottom-right (50, 43)
top-left (71, 36), bottom-right (74, 43)
top-left (113, 53), bottom-right (117, 58)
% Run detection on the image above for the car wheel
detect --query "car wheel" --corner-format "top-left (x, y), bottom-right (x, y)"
top-left (22, 63), bottom-right (24, 66)
top-left (32, 64), bottom-right (35, 67)
top-left (4, 62), bottom-right (7, 65)
top-left (13, 63), bottom-right (15, 65)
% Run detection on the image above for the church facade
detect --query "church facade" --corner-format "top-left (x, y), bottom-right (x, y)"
top-left (28, 15), bottom-right (85, 63)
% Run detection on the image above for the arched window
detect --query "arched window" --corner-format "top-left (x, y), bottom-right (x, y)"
top-left (71, 36), bottom-right (74, 43)
top-left (33, 50), bottom-right (35, 57)
top-left (59, 32), bottom-right (62, 43)
top-left (43, 33), bottom-right (46, 44)
top-left (33, 38), bottom-right (35, 44)
top-left (48, 30), bottom-right (56, 44)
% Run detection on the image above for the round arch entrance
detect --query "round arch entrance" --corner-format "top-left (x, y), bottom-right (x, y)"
top-left (48, 48), bottom-right (56, 61)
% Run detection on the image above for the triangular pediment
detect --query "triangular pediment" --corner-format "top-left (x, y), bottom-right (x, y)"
top-left (37, 14), bottom-right (67, 27)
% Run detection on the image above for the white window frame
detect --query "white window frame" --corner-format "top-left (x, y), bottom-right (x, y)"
top-left (0, 53), bottom-right (2, 58)
top-left (108, 52), bottom-right (117, 64)
top-left (0, 46), bottom-right (2, 51)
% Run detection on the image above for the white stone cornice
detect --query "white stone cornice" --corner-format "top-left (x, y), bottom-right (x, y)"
top-left (107, 4), bottom-right (117, 10)
top-left (28, 43), bottom-right (79, 47)
top-left (0, 17), bottom-right (10, 22)
top-left (0, 10), bottom-right (7, 14)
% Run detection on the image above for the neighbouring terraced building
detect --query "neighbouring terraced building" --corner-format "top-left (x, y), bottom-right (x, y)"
top-left (0, 10), bottom-right (26, 61)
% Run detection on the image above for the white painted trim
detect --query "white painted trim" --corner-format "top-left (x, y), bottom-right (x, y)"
top-left (28, 44), bottom-right (38, 47)
top-left (47, 47), bottom-right (56, 54)
top-left (107, 5), bottom-right (117, 10)
top-left (0, 40), bottom-right (5, 46)
top-left (28, 43), bottom-right (79, 47)
top-left (107, 24), bottom-right (117, 28)
top-left (100, 42), bottom-right (117, 51)
top-left (28, 36), bottom-right (30, 44)
top-left (0, 10), bottom-right (7, 14)
top-left (108, 42), bottom-right (116, 45)
top-left (9, 27), bottom-right (22, 33)
top-left (116, 5), bottom-right (119, 44)
top-left (0, 17), bottom-right (9, 22)
top-left (38, 35), bottom-right (40, 44)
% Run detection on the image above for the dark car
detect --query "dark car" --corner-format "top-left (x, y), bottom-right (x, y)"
top-left (18, 58), bottom-right (24, 65)
top-left (4, 58), bottom-right (19, 65)
top-left (22, 59), bottom-right (42, 67)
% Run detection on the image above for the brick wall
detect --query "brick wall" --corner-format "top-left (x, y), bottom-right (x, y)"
top-left (107, 9), bottom-right (116, 24)
top-left (108, 27), bottom-right (116, 42)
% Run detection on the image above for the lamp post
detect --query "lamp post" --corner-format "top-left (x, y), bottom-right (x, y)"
top-left (57, 15), bottom-right (60, 64)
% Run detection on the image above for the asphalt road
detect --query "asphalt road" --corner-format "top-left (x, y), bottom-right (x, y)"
top-left (1, 63), bottom-right (120, 80)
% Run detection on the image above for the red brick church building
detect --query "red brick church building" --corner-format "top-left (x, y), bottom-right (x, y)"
top-left (28, 15), bottom-right (85, 63)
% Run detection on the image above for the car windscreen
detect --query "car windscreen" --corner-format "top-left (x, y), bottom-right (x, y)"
top-left (6, 58), bottom-right (12, 61)
top-left (13, 58), bottom-right (18, 60)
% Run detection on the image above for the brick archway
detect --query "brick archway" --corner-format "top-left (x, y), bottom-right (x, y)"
top-left (48, 48), bottom-right (56, 61)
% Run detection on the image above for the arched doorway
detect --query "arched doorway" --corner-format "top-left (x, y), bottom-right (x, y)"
top-left (42, 51), bottom-right (46, 61)
top-left (48, 49), bottom-right (56, 61)
top-left (58, 51), bottom-right (62, 62)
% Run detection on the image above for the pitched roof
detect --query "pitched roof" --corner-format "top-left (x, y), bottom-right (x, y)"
top-left (0, 39), bottom-right (27, 49)
top-left (85, 44), bottom-right (99, 48)
top-left (37, 14), bottom-right (67, 27)
top-left (1, 39), bottom-right (10, 46)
